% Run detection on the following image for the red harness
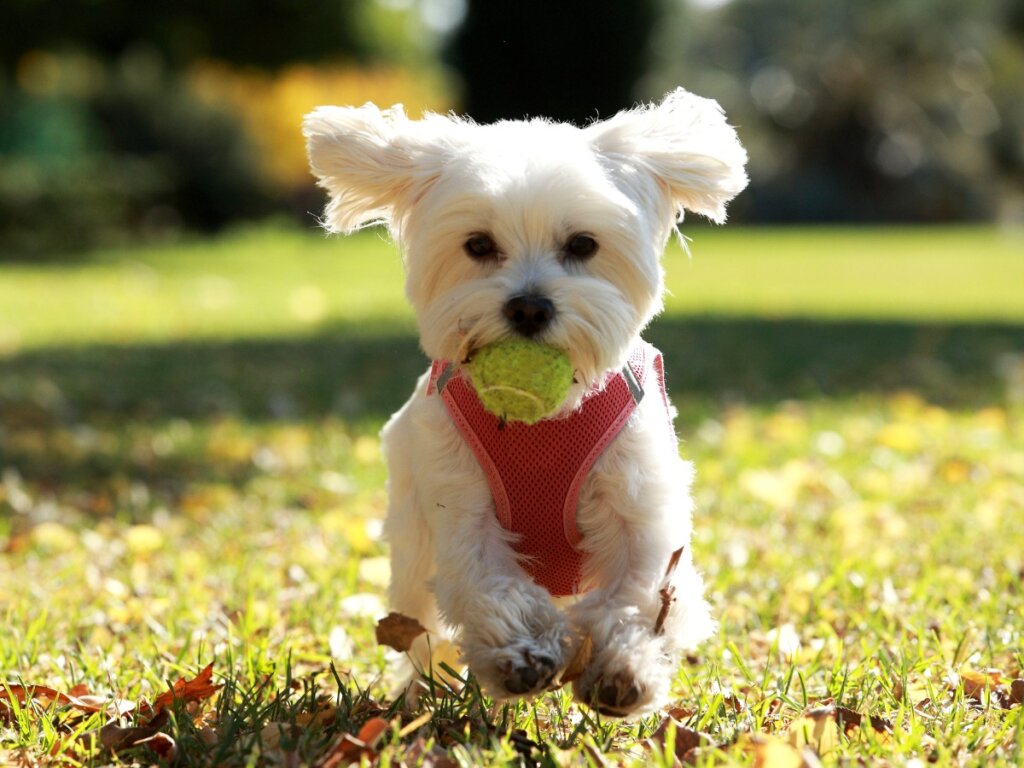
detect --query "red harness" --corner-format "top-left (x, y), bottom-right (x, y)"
top-left (429, 341), bottom-right (674, 596)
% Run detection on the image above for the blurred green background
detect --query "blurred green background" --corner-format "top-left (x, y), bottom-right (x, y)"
top-left (2, 0), bottom-right (1023, 259)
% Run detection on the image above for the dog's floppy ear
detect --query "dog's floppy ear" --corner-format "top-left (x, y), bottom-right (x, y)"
top-left (303, 103), bottom-right (447, 233)
top-left (587, 88), bottom-right (748, 224)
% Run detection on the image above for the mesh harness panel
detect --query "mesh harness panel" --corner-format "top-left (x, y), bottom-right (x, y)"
top-left (428, 340), bottom-right (673, 596)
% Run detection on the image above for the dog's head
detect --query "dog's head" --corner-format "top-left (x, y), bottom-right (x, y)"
top-left (304, 89), bottom-right (747, 388)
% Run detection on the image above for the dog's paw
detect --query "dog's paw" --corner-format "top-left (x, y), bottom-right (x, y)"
top-left (464, 632), bottom-right (569, 699)
top-left (461, 605), bottom-right (572, 700)
top-left (575, 667), bottom-right (657, 717)
top-left (571, 623), bottom-right (671, 717)
top-left (495, 644), bottom-right (562, 695)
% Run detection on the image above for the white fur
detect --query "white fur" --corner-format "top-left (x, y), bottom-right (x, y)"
top-left (304, 88), bottom-right (747, 717)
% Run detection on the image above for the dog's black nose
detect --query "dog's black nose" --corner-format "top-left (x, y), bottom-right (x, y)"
top-left (504, 294), bottom-right (555, 337)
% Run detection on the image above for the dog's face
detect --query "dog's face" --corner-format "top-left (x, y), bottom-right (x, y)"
top-left (305, 89), bottom-right (747, 387)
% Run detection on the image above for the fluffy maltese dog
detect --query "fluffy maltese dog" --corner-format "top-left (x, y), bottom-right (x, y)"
top-left (304, 88), bottom-right (747, 717)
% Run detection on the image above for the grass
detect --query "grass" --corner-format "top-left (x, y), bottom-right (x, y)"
top-left (1, 223), bottom-right (1023, 766)
top-left (1, 224), bottom-right (1023, 353)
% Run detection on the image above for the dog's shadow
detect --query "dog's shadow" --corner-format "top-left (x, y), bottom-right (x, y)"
top-left (2, 316), bottom-right (1021, 493)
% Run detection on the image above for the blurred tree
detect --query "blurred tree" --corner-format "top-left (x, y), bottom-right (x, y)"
top-left (449, 0), bottom-right (657, 124)
top-left (0, 0), bottom-right (372, 71)
top-left (646, 0), bottom-right (1024, 223)
top-left (0, 0), bottom-right (432, 258)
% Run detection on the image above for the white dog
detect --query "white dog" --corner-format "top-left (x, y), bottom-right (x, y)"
top-left (304, 89), bottom-right (747, 717)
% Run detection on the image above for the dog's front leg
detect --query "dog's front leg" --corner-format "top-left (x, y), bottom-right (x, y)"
top-left (428, 495), bottom-right (573, 699)
top-left (570, 429), bottom-right (714, 717)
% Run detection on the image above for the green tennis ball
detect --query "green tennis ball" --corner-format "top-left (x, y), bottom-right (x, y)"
top-left (468, 339), bottom-right (574, 425)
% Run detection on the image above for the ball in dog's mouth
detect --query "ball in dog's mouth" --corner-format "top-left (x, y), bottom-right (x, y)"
top-left (467, 339), bottom-right (574, 425)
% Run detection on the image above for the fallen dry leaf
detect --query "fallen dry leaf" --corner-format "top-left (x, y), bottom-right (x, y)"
top-left (0, 682), bottom-right (135, 725)
top-left (404, 735), bottom-right (459, 767)
top-left (1010, 679), bottom-right (1024, 707)
top-left (316, 716), bottom-right (390, 768)
top-left (738, 733), bottom-right (812, 768)
top-left (1, 684), bottom-right (78, 709)
top-left (648, 715), bottom-right (715, 763)
top-left (787, 711), bottom-right (840, 756)
top-left (143, 662), bottom-right (221, 721)
top-left (356, 716), bottom-right (390, 746)
top-left (295, 705), bottom-right (339, 730)
top-left (665, 704), bottom-right (696, 720)
top-left (959, 668), bottom-right (1003, 703)
top-left (560, 634), bottom-right (593, 686)
top-left (800, 703), bottom-right (891, 736)
top-left (92, 723), bottom-right (176, 760)
top-left (375, 612), bottom-right (427, 653)
top-left (259, 722), bottom-right (302, 752)
top-left (136, 730), bottom-right (177, 760)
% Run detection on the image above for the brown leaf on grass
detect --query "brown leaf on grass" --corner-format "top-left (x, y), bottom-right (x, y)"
top-left (375, 612), bottom-right (426, 652)
top-left (951, 669), bottom-right (1024, 709)
top-left (833, 705), bottom-right (891, 735)
top-left (559, 634), bottom-right (593, 686)
top-left (0, 683), bottom-right (133, 724)
top-left (143, 730), bottom-right (177, 759)
top-left (959, 668), bottom-right (1003, 702)
top-left (93, 723), bottom-right (176, 760)
top-left (405, 735), bottom-right (459, 768)
top-left (1010, 679), bottom-right (1024, 707)
top-left (648, 715), bottom-right (715, 763)
top-left (316, 716), bottom-right (390, 768)
top-left (143, 662), bottom-right (221, 721)
top-left (665, 704), bottom-right (696, 720)
top-left (801, 703), bottom-right (891, 736)
top-left (295, 705), bottom-right (340, 730)
top-left (1, 684), bottom-right (78, 709)
top-left (356, 716), bottom-right (389, 745)
top-left (259, 722), bottom-right (303, 752)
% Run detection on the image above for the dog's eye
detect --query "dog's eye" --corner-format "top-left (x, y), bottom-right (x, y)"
top-left (564, 233), bottom-right (598, 260)
top-left (464, 233), bottom-right (498, 260)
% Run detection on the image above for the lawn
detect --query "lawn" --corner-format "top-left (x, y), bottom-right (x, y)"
top-left (1, 224), bottom-right (1022, 766)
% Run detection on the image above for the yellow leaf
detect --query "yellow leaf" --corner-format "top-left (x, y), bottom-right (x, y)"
top-left (30, 522), bottom-right (78, 552)
top-left (787, 712), bottom-right (840, 756)
top-left (876, 422), bottom-right (920, 452)
top-left (124, 524), bottom-right (165, 555)
top-left (737, 734), bottom-right (806, 768)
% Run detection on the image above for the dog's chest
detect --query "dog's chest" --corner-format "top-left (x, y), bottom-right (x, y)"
top-left (430, 341), bottom-right (672, 596)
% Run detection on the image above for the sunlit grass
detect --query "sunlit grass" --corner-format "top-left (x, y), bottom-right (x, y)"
top-left (665, 225), bottom-right (1024, 321)
top-left (1, 223), bottom-right (1022, 353)
top-left (1, 225), bottom-right (1023, 765)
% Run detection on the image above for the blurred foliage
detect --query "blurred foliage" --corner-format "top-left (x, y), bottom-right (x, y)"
top-left (4, 0), bottom-right (1024, 259)
top-left (1, 52), bottom-right (275, 258)
top-left (190, 63), bottom-right (451, 188)
top-left (0, 0), bottom-right (374, 71)
top-left (0, 0), bottom-right (447, 259)
top-left (646, 0), bottom-right (1024, 223)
